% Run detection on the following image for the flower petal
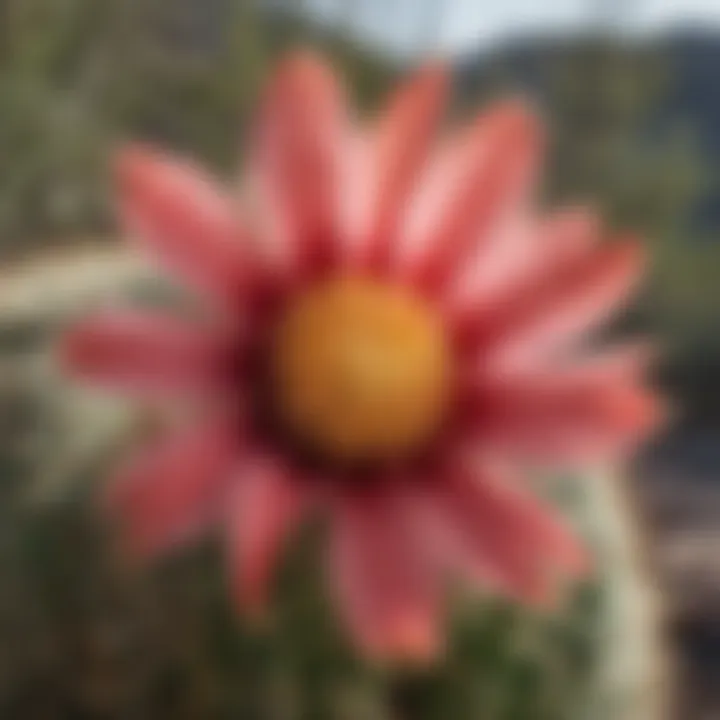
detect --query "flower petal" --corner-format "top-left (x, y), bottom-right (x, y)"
top-left (411, 464), bottom-right (588, 604)
top-left (447, 206), bottom-right (598, 325)
top-left (116, 146), bottom-right (249, 304)
top-left (460, 376), bottom-right (663, 466)
top-left (459, 340), bottom-right (655, 389)
top-left (397, 134), bottom-right (471, 268)
top-left (227, 456), bottom-right (307, 618)
top-left (521, 341), bottom-right (655, 385)
top-left (402, 101), bottom-right (542, 295)
top-left (458, 237), bottom-right (646, 365)
top-left (328, 488), bottom-right (442, 661)
top-left (538, 206), bottom-right (600, 262)
top-left (358, 64), bottom-right (448, 272)
top-left (338, 130), bottom-right (377, 261)
top-left (252, 50), bottom-right (348, 277)
top-left (62, 311), bottom-right (229, 396)
top-left (104, 421), bottom-right (236, 560)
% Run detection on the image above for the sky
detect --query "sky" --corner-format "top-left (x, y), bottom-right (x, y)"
top-left (305, 0), bottom-right (720, 56)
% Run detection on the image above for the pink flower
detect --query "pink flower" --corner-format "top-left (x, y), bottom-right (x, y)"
top-left (64, 52), bottom-right (661, 661)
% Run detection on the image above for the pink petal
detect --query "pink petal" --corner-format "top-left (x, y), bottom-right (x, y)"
top-left (402, 101), bottom-right (542, 295)
top-left (459, 340), bottom-right (655, 388)
top-left (412, 464), bottom-right (588, 604)
top-left (457, 237), bottom-right (646, 366)
top-left (412, 483), bottom-right (546, 603)
top-left (338, 130), bottom-right (377, 262)
top-left (226, 456), bottom-right (307, 618)
top-left (447, 206), bottom-right (598, 323)
top-left (63, 311), bottom-right (229, 396)
top-left (116, 146), bottom-right (249, 305)
top-left (397, 134), bottom-right (472, 271)
top-left (104, 421), bottom-right (236, 560)
top-left (328, 488), bottom-right (442, 661)
top-left (358, 64), bottom-right (448, 273)
top-left (252, 50), bottom-right (348, 278)
top-left (519, 341), bottom-right (655, 385)
top-left (460, 376), bottom-right (663, 466)
top-left (538, 206), bottom-right (600, 262)
top-left (458, 464), bottom-right (590, 577)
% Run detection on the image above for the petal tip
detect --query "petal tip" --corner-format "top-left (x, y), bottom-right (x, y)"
top-left (59, 319), bottom-right (106, 378)
top-left (399, 60), bottom-right (450, 109)
top-left (275, 47), bottom-right (337, 91)
top-left (486, 96), bottom-right (543, 136)
top-left (565, 540), bottom-right (594, 580)
top-left (113, 143), bottom-right (158, 189)
top-left (390, 617), bottom-right (443, 665)
top-left (608, 234), bottom-right (648, 282)
top-left (414, 60), bottom-right (450, 89)
top-left (364, 616), bottom-right (443, 667)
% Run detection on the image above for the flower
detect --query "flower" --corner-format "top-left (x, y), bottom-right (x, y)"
top-left (63, 51), bottom-right (661, 661)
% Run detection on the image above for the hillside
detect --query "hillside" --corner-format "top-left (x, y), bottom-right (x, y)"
top-left (455, 29), bottom-right (720, 231)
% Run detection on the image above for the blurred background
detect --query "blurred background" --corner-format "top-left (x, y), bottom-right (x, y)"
top-left (1, 0), bottom-right (719, 718)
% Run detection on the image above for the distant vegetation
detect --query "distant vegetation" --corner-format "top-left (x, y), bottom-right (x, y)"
top-left (0, 0), bottom-right (394, 254)
top-left (456, 36), bottom-right (720, 424)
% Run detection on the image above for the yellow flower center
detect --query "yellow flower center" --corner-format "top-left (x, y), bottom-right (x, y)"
top-left (273, 277), bottom-right (451, 463)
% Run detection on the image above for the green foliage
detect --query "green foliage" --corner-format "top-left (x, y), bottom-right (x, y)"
top-left (540, 42), bottom-right (720, 356)
top-left (0, 0), bottom-right (394, 254)
top-left (0, 473), bottom-right (606, 720)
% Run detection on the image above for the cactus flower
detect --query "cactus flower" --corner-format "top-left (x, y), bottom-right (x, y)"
top-left (64, 52), bottom-right (661, 661)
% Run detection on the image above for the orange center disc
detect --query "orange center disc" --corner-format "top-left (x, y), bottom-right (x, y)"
top-left (273, 277), bottom-right (451, 463)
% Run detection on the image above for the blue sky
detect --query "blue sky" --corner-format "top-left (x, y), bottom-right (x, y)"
top-left (444, 0), bottom-right (720, 49)
top-left (305, 0), bottom-right (720, 56)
